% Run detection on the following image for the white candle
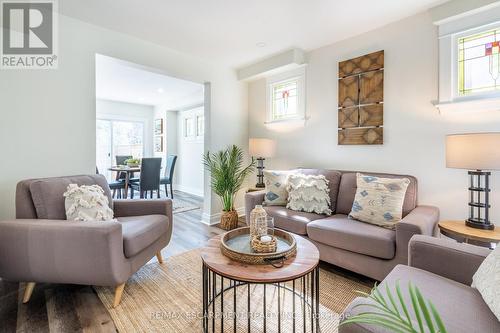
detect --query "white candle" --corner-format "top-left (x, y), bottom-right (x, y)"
top-left (260, 235), bottom-right (272, 243)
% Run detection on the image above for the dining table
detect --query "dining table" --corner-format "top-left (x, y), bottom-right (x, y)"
top-left (108, 166), bottom-right (141, 197)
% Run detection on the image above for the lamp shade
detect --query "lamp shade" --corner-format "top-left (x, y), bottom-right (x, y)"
top-left (446, 133), bottom-right (500, 170)
top-left (249, 138), bottom-right (276, 158)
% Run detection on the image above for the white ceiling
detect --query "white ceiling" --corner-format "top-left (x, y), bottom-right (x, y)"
top-left (96, 55), bottom-right (204, 108)
top-left (61, 0), bottom-right (449, 68)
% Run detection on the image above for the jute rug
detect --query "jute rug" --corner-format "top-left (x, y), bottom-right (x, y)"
top-left (95, 250), bottom-right (371, 333)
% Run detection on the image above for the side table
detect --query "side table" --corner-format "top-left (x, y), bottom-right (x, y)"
top-left (438, 220), bottom-right (500, 248)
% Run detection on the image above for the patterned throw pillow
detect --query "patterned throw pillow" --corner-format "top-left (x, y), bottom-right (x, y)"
top-left (472, 246), bottom-right (500, 321)
top-left (263, 170), bottom-right (291, 206)
top-left (286, 174), bottom-right (332, 215)
top-left (349, 173), bottom-right (410, 229)
top-left (64, 184), bottom-right (116, 221)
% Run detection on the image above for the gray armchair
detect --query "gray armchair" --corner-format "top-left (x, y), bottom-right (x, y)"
top-left (0, 175), bottom-right (173, 307)
top-left (340, 235), bottom-right (498, 333)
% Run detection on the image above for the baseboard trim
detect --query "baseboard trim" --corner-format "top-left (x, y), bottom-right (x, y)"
top-left (201, 207), bottom-right (245, 225)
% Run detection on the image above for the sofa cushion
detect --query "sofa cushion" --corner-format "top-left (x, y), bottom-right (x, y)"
top-left (336, 172), bottom-right (417, 217)
top-left (118, 214), bottom-right (168, 258)
top-left (341, 265), bottom-right (500, 333)
top-left (307, 214), bottom-right (396, 259)
top-left (286, 174), bottom-right (332, 215)
top-left (29, 175), bottom-right (113, 219)
top-left (63, 184), bottom-right (115, 221)
top-left (263, 170), bottom-right (291, 206)
top-left (294, 169), bottom-right (341, 213)
top-left (264, 206), bottom-right (326, 235)
top-left (349, 173), bottom-right (410, 230)
top-left (472, 245), bottom-right (500, 321)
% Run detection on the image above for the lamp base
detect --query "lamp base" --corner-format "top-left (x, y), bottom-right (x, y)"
top-left (255, 157), bottom-right (265, 189)
top-left (466, 219), bottom-right (495, 230)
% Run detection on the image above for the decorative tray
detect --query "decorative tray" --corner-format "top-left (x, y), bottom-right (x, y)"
top-left (220, 227), bottom-right (297, 265)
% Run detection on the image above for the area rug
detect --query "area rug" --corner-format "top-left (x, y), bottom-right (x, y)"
top-left (172, 197), bottom-right (199, 214)
top-left (95, 250), bottom-right (371, 333)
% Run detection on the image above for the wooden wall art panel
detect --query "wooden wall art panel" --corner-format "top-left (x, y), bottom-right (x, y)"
top-left (338, 127), bottom-right (383, 145)
top-left (338, 50), bottom-right (384, 145)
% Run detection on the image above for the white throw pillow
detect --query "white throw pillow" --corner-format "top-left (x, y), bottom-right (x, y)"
top-left (349, 173), bottom-right (410, 229)
top-left (286, 174), bottom-right (332, 215)
top-left (64, 184), bottom-right (115, 221)
top-left (263, 170), bottom-right (291, 206)
top-left (472, 246), bottom-right (500, 321)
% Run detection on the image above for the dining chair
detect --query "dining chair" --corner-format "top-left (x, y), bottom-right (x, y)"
top-left (160, 155), bottom-right (177, 199)
top-left (96, 166), bottom-right (126, 199)
top-left (115, 155), bottom-right (133, 181)
top-left (130, 158), bottom-right (162, 199)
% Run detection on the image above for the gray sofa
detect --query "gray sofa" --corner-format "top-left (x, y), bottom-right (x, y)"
top-left (245, 169), bottom-right (439, 281)
top-left (340, 235), bottom-right (499, 333)
top-left (0, 175), bottom-right (173, 307)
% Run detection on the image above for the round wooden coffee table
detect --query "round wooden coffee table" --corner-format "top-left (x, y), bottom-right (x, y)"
top-left (201, 233), bottom-right (320, 333)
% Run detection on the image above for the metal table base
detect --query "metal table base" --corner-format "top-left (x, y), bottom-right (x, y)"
top-left (202, 262), bottom-right (320, 333)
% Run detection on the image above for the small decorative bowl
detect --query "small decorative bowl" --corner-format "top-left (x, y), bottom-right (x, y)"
top-left (127, 162), bottom-right (139, 167)
top-left (250, 236), bottom-right (277, 253)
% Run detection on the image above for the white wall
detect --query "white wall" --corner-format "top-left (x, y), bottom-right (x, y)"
top-left (176, 107), bottom-right (204, 197)
top-left (97, 99), bottom-right (154, 157)
top-left (248, 11), bottom-right (500, 224)
top-left (0, 14), bottom-right (248, 221)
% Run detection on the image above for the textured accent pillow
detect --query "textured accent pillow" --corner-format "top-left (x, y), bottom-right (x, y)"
top-left (286, 174), bottom-right (332, 215)
top-left (64, 184), bottom-right (115, 221)
top-left (349, 173), bottom-right (410, 229)
top-left (472, 246), bottom-right (500, 321)
top-left (263, 170), bottom-right (291, 206)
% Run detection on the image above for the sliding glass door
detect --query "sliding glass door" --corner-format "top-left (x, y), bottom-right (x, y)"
top-left (96, 119), bottom-right (144, 180)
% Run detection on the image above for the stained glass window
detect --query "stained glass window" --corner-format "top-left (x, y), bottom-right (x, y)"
top-left (458, 28), bottom-right (500, 96)
top-left (271, 78), bottom-right (298, 121)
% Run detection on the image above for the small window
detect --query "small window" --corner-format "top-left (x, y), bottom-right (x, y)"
top-left (266, 67), bottom-right (305, 123)
top-left (184, 117), bottom-right (195, 137)
top-left (458, 27), bottom-right (500, 96)
top-left (196, 115), bottom-right (204, 136)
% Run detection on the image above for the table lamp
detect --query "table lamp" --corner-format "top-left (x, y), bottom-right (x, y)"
top-left (249, 138), bottom-right (277, 188)
top-left (446, 133), bottom-right (500, 230)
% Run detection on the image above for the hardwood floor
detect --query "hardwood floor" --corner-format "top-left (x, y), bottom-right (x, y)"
top-left (0, 191), bottom-right (374, 332)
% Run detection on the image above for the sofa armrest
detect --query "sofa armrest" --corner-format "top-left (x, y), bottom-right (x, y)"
top-left (409, 234), bottom-right (490, 285)
top-left (395, 205), bottom-right (439, 263)
top-left (0, 219), bottom-right (128, 286)
top-left (244, 191), bottom-right (266, 224)
top-left (113, 199), bottom-right (173, 223)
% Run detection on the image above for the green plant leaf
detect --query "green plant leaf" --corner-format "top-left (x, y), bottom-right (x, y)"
top-left (414, 285), bottom-right (435, 333)
top-left (396, 281), bottom-right (413, 328)
top-left (429, 301), bottom-right (447, 333)
top-left (408, 283), bottom-right (425, 333)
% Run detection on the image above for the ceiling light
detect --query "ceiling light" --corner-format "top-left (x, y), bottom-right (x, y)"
top-left (256, 42), bottom-right (267, 48)
top-left (157, 88), bottom-right (164, 94)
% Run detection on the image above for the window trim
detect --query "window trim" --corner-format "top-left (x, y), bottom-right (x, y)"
top-left (265, 66), bottom-right (306, 124)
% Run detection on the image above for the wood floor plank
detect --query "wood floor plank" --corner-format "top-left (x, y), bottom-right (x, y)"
top-left (16, 283), bottom-right (50, 333)
top-left (45, 288), bottom-right (83, 333)
top-left (0, 281), bottom-right (19, 333)
top-left (71, 287), bottom-right (116, 333)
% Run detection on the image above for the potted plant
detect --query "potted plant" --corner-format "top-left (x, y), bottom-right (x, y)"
top-left (203, 145), bottom-right (256, 230)
top-left (124, 158), bottom-right (140, 167)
